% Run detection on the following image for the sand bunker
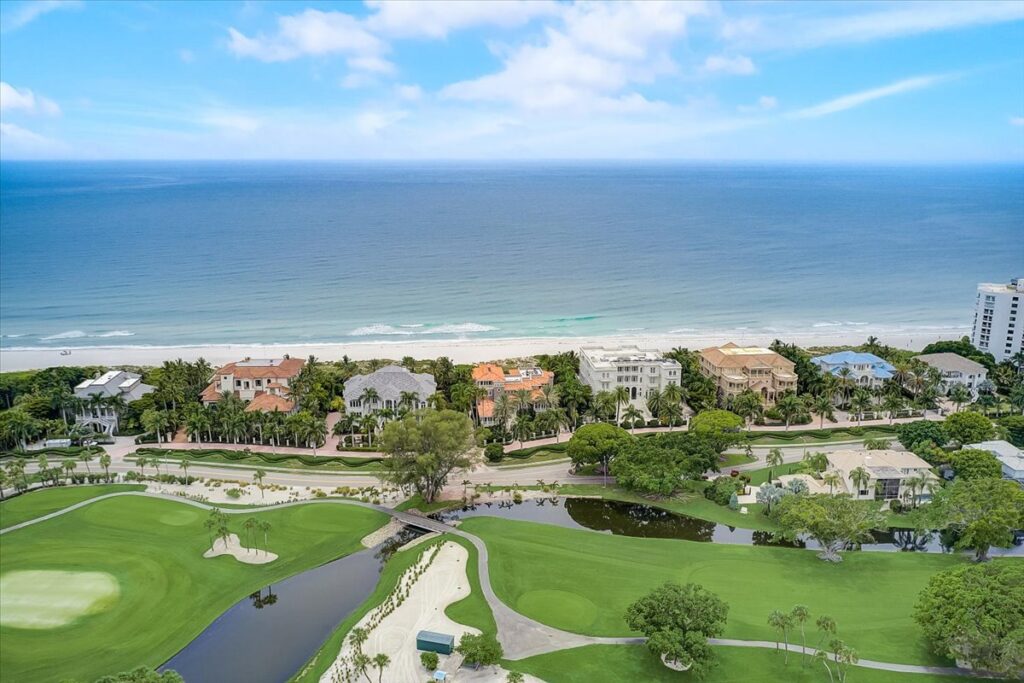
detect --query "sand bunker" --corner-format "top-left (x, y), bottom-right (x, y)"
top-left (203, 534), bottom-right (277, 564)
top-left (322, 542), bottom-right (477, 683)
top-left (0, 570), bottom-right (120, 629)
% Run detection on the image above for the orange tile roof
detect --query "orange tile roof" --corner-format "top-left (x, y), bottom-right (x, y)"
top-left (245, 393), bottom-right (295, 413)
top-left (200, 382), bottom-right (222, 402)
top-left (700, 344), bottom-right (795, 372)
top-left (472, 363), bottom-right (506, 382)
top-left (213, 358), bottom-right (305, 380)
top-left (477, 398), bottom-right (495, 418)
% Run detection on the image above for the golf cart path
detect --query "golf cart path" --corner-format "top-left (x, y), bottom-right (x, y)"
top-left (0, 491), bottom-right (1000, 678)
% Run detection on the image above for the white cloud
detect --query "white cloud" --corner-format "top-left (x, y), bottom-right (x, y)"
top-left (0, 122), bottom-right (65, 156)
top-left (227, 9), bottom-right (387, 68)
top-left (790, 74), bottom-right (949, 119)
top-left (731, 1), bottom-right (1024, 51)
top-left (702, 54), bottom-right (756, 75)
top-left (738, 95), bottom-right (777, 112)
top-left (364, 0), bottom-right (560, 39)
top-left (395, 84), bottom-right (424, 101)
top-left (354, 109), bottom-right (408, 136)
top-left (346, 55), bottom-right (395, 75)
top-left (442, 1), bottom-right (708, 112)
top-left (0, 82), bottom-right (61, 116)
top-left (1, 0), bottom-right (80, 32)
top-left (1010, 116), bottom-right (1024, 127)
top-left (178, 49), bottom-right (195, 64)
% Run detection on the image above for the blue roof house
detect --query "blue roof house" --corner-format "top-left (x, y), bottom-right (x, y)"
top-left (810, 351), bottom-right (895, 389)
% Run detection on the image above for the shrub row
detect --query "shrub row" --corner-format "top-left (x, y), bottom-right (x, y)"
top-left (1, 446), bottom-right (105, 460)
top-left (134, 447), bottom-right (383, 468)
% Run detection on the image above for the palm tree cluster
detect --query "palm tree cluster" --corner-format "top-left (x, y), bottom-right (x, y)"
top-left (170, 395), bottom-right (328, 453)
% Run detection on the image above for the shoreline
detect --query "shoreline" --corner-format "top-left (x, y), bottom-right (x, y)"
top-left (0, 327), bottom-right (968, 371)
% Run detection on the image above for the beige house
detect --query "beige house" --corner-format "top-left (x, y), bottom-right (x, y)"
top-left (200, 357), bottom-right (304, 412)
top-left (825, 450), bottom-right (937, 503)
top-left (699, 343), bottom-right (797, 406)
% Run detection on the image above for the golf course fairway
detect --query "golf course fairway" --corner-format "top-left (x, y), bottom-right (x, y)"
top-left (0, 493), bottom-right (388, 682)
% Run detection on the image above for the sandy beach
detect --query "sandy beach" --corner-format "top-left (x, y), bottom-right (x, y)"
top-left (0, 327), bottom-right (968, 371)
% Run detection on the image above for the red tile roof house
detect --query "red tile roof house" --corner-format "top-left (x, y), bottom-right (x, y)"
top-left (200, 357), bottom-right (304, 413)
top-left (472, 363), bottom-right (554, 427)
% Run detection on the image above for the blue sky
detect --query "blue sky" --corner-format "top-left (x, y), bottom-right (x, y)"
top-left (1, 0), bottom-right (1022, 160)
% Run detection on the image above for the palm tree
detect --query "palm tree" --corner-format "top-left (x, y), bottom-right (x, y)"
top-left (732, 390), bottom-right (763, 433)
top-left (947, 384), bottom-right (971, 413)
top-left (775, 393), bottom-right (804, 430)
top-left (849, 466), bottom-right (870, 496)
top-left (359, 387), bottom-right (380, 413)
top-left (646, 389), bottom-right (664, 422)
top-left (902, 471), bottom-right (934, 509)
top-left (99, 453), bottom-right (112, 483)
top-left (811, 392), bottom-right (834, 428)
top-left (835, 367), bottom-right (855, 406)
top-left (512, 388), bottom-right (533, 416)
top-left (802, 450), bottom-right (828, 473)
top-left (662, 382), bottom-right (685, 413)
top-left (179, 457), bottom-right (191, 482)
top-left (360, 414), bottom-right (378, 447)
top-left (243, 517), bottom-right (259, 551)
top-left (611, 386), bottom-right (630, 425)
top-left (622, 405), bottom-right (643, 433)
top-left (253, 468), bottom-right (266, 498)
top-left (79, 450), bottom-right (94, 475)
top-left (538, 383), bottom-right (560, 411)
top-left (849, 389), bottom-right (872, 425)
top-left (61, 458), bottom-right (76, 485)
top-left (882, 393), bottom-right (906, 424)
top-left (791, 604), bottom-right (811, 664)
top-left (492, 393), bottom-right (514, 434)
top-left (765, 448), bottom-right (784, 483)
top-left (399, 390), bottom-right (420, 413)
top-left (6, 410), bottom-right (39, 451)
top-left (372, 653), bottom-right (391, 683)
top-left (512, 414), bottom-right (533, 448)
top-left (822, 471), bottom-right (842, 495)
top-left (258, 519), bottom-right (271, 553)
top-left (767, 610), bottom-right (793, 664)
top-left (7, 459), bottom-right (28, 491)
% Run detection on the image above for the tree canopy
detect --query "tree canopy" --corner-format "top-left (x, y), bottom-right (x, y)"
top-left (919, 337), bottom-right (997, 371)
top-left (625, 581), bottom-right (729, 677)
top-left (942, 411), bottom-right (995, 446)
top-left (929, 477), bottom-right (1024, 561)
top-left (380, 409), bottom-right (474, 503)
top-left (688, 409), bottom-right (743, 454)
top-left (949, 448), bottom-right (1003, 480)
top-left (611, 433), bottom-right (719, 496)
top-left (771, 494), bottom-right (885, 562)
top-left (566, 423), bottom-right (633, 468)
top-left (914, 562), bottom-right (1024, 678)
top-left (456, 633), bottom-right (503, 667)
top-left (895, 420), bottom-right (948, 451)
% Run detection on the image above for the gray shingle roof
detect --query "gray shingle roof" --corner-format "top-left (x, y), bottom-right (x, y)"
top-left (914, 353), bottom-right (987, 375)
top-left (343, 365), bottom-right (437, 403)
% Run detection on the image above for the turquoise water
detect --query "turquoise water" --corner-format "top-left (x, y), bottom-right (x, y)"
top-left (1, 162), bottom-right (1021, 349)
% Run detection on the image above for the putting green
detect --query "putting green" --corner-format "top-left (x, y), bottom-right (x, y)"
top-left (518, 590), bottom-right (598, 632)
top-left (0, 570), bottom-right (120, 629)
top-left (159, 509), bottom-right (201, 526)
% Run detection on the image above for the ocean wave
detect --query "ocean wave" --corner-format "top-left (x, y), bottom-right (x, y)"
top-left (812, 321), bottom-right (869, 328)
top-left (40, 330), bottom-right (88, 341)
top-left (39, 329), bottom-right (135, 341)
top-left (349, 322), bottom-right (498, 337)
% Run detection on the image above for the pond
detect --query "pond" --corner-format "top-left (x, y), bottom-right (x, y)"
top-left (436, 497), bottom-right (1024, 556)
top-left (160, 528), bottom-right (422, 683)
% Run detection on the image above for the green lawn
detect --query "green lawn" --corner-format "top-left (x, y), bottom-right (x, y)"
top-left (718, 452), bottom-right (757, 468)
top-left (509, 645), bottom-right (967, 683)
top-left (0, 485), bottom-right (145, 529)
top-left (460, 516), bottom-right (973, 666)
top-left (0, 496), bottom-right (388, 682)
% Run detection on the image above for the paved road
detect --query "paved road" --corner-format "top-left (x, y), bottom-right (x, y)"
top-left (0, 490), bottom-right (999, 678)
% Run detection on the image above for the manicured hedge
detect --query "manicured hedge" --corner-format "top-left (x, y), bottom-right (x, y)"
top-left (0, 446), bottom-right (105, 460)
top-left (134, 447), bottom-right (383, 468)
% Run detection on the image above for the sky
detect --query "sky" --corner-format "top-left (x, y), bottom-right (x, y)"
top-left (1, 0), bottom-right (1023, 161)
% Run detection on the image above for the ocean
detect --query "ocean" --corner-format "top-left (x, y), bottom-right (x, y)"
top-left (1, 161), bottom-right (1021, 352)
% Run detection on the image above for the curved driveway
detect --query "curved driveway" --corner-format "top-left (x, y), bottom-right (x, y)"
top-left (0, 491), bottom-right (999, 678)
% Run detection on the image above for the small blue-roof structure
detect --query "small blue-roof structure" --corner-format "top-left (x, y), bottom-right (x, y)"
top-left (433, 671), bottom-right (447, 682)
top-left (417, 630), bottom-right (455, 655)
top-left (811, 351), bottom-right (895, 381)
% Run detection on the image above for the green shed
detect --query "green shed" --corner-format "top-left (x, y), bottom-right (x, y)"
top-left (416, 630), bottom-right (454, 655)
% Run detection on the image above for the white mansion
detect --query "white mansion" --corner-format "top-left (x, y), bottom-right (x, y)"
top-left (74, 370), bottom-right (155, 435)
